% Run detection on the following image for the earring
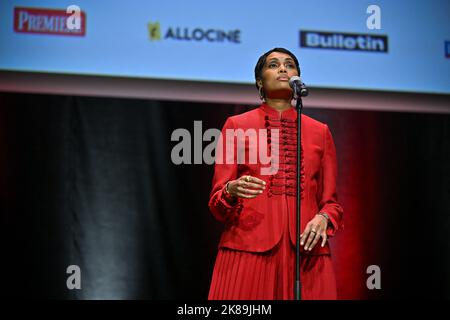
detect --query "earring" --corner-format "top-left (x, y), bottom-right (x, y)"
top-left (258, 87), bottom-right (265, 101)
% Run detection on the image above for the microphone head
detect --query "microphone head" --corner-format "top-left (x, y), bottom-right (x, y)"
top-left (288, 76), bottom-right (301, 89)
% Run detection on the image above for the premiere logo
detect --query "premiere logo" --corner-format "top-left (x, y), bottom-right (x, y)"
top-left (14, 6), bottom-right (86, 36)
top-left (300, 30), bottom-right (388, 53)
top-left (147, 21), bottom-right (241, 43)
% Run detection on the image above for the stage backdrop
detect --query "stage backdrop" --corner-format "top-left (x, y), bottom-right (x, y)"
top-left (1, 92), bottom-right (449, 299)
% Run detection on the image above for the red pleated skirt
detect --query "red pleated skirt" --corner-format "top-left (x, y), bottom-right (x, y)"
top-left (208, 221), bottom-right (337, 300)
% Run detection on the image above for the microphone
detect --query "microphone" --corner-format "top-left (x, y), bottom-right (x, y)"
top-left (289, 76), bottom-right (309, 98)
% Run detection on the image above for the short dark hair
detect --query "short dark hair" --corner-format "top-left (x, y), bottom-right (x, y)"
top-left (254, 47), bottom-right (300, 92)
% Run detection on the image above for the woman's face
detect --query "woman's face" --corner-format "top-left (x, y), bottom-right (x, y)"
top-left (258, 51), bottom-right (299, 100)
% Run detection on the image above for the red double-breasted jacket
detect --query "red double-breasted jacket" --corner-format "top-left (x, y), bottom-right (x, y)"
top-left (209, 103), bottom-right (343, 255)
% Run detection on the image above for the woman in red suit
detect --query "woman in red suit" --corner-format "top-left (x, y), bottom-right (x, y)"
top-left (208, 48), bottom-right (344, 300)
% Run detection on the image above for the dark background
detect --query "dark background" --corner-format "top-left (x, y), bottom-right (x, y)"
top-left (1, 91), bottom-right (449, 299)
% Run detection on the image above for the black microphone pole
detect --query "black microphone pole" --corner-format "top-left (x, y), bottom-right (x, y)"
top-left (294, 82), bottom-right (306, 301)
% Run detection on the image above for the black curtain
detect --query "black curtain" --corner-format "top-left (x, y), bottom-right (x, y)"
top-left (1, 92), bottom-right (449, 299)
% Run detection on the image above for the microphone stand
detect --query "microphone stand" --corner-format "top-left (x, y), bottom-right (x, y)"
top-left (294, 88), bottom-right (304, 301)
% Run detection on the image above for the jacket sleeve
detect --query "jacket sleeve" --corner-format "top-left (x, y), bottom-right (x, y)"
top-left (208, 117), bottom-right (242, 223)
top-left (318, 124), bottom-right (344, 237)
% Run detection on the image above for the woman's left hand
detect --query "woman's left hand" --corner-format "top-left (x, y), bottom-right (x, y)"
top-left (300, 214), bottom-right (329, 251)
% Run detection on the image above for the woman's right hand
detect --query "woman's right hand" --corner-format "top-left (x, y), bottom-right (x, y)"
top-left (226, 175), bottom-right (266, 199)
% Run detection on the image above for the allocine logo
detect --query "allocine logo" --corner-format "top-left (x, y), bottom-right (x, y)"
top-left (14, 7), bottom-right (86, 36)
top-left (148, 21), bottom-right (241, 43)
top-left (445, 41), bottom-right (450, 58)
top-left (300, 30), bottom-right (388, 53)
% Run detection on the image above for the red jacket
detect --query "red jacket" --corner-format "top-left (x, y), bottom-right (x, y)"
top-left (209, 103), bottom-right (343, 255)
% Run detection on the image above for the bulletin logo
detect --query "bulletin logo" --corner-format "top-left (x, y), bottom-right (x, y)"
top-left (445, 41), bottom-right (450, 58)
top-left (14, 6), bottom-right (86, 36)
top-left (300, 30), bottom-right (388, 53)
top-left (147, 21), bottom-right (241, 44)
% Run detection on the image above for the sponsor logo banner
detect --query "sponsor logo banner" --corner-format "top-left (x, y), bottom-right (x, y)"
top-left (300, 30), bottom-right (388, 53)
top-left (148, 21), bottom-right (240, 43)
top-left (14, 6), bottom-right (86, 36)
